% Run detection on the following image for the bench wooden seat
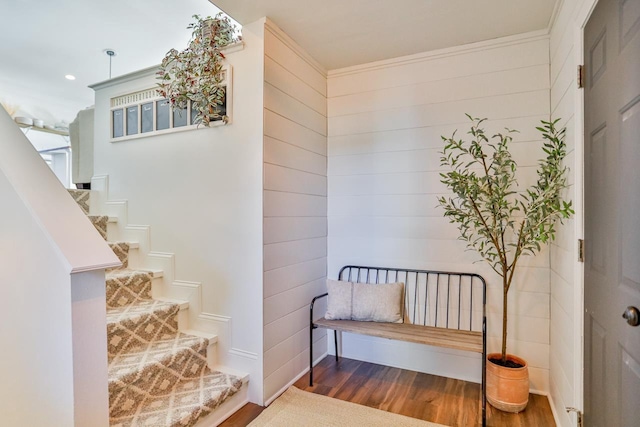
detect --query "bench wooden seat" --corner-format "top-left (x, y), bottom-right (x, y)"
top-left (313, 318), bottom-right (483, 353)
top-left (309, 265), bottom-right (487, 427)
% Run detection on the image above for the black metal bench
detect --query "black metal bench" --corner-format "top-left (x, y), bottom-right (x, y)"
top-left (309, 265), bottom-right (487, 426)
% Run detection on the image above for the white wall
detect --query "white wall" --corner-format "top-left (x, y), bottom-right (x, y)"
top-left (0, 166), bottom-right (76, 426)
top-left (71, 270), bottom-right (109, 427)
top-left (262, 20), bottom-right (328, 403)
top-left (92, 20), bottom-right (266, 403)
top-left (548, 0), bottom-right (597, 425)
top-left (327, 32), bottom-right (553, 392)
top-left (0, 108), bottom-right (116, 426)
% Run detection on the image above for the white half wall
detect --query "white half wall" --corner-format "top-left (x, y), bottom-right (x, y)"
top-left (91, 20), bottom-right (266, 403)
top-left (71, 270), bottom-right (109, 427)
top-left (262, 19), bottom-right (328, 403)
top-left (0, 107), bottom-right (116, 426)
top-left (327, 31), bottom-right (553, 393)
top-left (0, 165), bottom-right (76, 426)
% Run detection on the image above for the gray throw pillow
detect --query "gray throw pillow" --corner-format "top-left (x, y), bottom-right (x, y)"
top-left (325, 279), bottom-right (353, 320)
top-left (352, 282), bottom-right (404, 323)
top-left (324, 279), bottom-right (404, 323)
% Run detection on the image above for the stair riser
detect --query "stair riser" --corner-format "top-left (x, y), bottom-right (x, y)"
top-left (177, 306), bottom-right (189, 333)
top-left (124, 245), bottom-right (140, 271)
top-left (107, 305), bottom-right (180, 359)
top-left (102, 200), bottom-right (128, 242)
top-left (109, 371), bottom-right (242, 427)
top-left (68, 189), bottom-right (91, 215)
top-left (206, 342), bottom-right (217, 370)
top-left (106, 272), bottom-right (153, 308)
top-left (108, 242), bottom-right (130, 270)
top-left (88, 215), bottom-right (109, 240)
top-left (110, 338), bottom-right (209, 388)
top-left (191, 383), bottom-right (249, 427)
top-left (109, 346), bottom-right (209, 418)
top-left (110, 351), bottom-right (208, 397)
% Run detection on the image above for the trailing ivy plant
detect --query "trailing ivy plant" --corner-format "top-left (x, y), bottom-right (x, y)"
top-left (157, 13), bottom-right (240, 126)
top-left (438, 115), bottom-right (573, 364)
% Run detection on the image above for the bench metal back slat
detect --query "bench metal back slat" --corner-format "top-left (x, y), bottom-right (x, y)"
top-left (413, 272), bottom-right (418, 324)
top-left (458, 275), bottom-right (462, 330)
top-left (435, 274), bottom-right (440, 327)
top-left (338, 265), bottom-right (486, 332)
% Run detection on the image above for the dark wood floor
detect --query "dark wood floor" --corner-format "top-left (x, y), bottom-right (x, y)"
top-left (221, 356), bottom-right (556, 426)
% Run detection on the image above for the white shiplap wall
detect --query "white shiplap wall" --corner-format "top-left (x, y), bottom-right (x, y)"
top-left (548, 0), bottom-right (596, 425)
top-left (262, 20), bottom-right (328, 403)
top-left (327, 32), bottom-right (553, 392)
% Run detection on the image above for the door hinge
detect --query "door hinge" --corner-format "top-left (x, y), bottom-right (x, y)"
top-left (577, 65), bottom-right (585, 89)
top-left (566, 407), bottom-right (583, 427)
top-left (578, 239), bottom-right (585, 262)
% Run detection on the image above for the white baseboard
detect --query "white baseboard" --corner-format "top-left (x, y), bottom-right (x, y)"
top-left (544, 390), bottom-right (567, 427)
top-left (263, 352), bottom-right (328, 406)
top-left (192, 384), bottom-right (249, 427)
top-left (530, 388), bottom-right (547, 396)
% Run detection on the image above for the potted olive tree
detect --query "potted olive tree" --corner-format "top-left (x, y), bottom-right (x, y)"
top-left (438, 115), bottom-right (573, 412)
top-left (157, 13), bottom-right (240, 126)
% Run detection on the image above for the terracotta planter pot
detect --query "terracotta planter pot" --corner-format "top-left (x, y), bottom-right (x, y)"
top-left (486, 353), bottom-right (529, 413)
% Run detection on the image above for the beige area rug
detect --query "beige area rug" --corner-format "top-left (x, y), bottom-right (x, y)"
top-left (248, 386), bottom-right (447, 427)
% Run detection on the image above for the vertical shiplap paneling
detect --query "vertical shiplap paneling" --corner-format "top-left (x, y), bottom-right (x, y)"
top-left (262, 22), bottom-right (328, 403)
top-left (327, 34), bottom-right (553, 392)
top-left (549, 0), bottom-right (594, 425)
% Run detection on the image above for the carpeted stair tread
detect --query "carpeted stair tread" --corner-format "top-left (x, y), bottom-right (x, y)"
top-left (109, 369), bottom-right (243, 427)
top-left (108, 242), bottom-right (130, 270)
top-left (107, 268), bottom-right (155, 279)
top-left (88, 215), bottom-right (109, 239)
top-left (108, 332), bottom-right (209, 379)
top-left (106, 269), bottom-right (153, 308)
top-left (106, 299), bottom-right (179, 324)
top-left (68, 189), bottom-right (91, 215)
top-left (107, 300), bottom-right (180, 358)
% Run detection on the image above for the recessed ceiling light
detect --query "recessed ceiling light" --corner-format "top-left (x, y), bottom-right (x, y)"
top-left (65, 74), bottom-right (76, 80)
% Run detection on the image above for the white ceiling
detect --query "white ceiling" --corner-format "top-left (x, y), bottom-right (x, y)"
top-left (0, 0), bottom-right (228, 120)
top-left (213, 0), bottom-right (559, 70)
top-left (0, 0), bottom-right (558, 123)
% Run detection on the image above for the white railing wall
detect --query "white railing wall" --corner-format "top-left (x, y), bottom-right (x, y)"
top-left (0, 108), bottom-right (119, 426)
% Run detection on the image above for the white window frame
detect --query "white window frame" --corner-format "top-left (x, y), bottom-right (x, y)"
top-left (109, 65), bottom-right (232, 142)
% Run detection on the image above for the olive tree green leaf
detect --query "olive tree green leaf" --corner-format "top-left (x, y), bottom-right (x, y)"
top-left (437, 116), bottom-right (573, 362)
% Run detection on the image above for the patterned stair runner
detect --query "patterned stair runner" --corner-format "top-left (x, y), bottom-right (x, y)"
top-left (68, 189), bottom-right (90, 215)
top-left (89, 215), bottom-right (109, 239)
top-left (69, 189), bottom-right (242, 427)
top-left (107, 242), bottom-right (130, 270)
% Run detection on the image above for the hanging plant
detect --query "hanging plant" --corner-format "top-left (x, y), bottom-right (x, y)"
top-left (157, 13), bottom-right (241, 126)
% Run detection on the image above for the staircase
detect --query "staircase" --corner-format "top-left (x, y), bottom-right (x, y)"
top-left (68, 189), bottom-right (246, 427)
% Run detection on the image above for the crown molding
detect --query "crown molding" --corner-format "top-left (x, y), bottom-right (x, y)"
top-left (264, 17), bottom-right (327, 77)
top-left (328, 29), bottom-right (549, 78)
top-left (547, 0), bottom-right (565, 35)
